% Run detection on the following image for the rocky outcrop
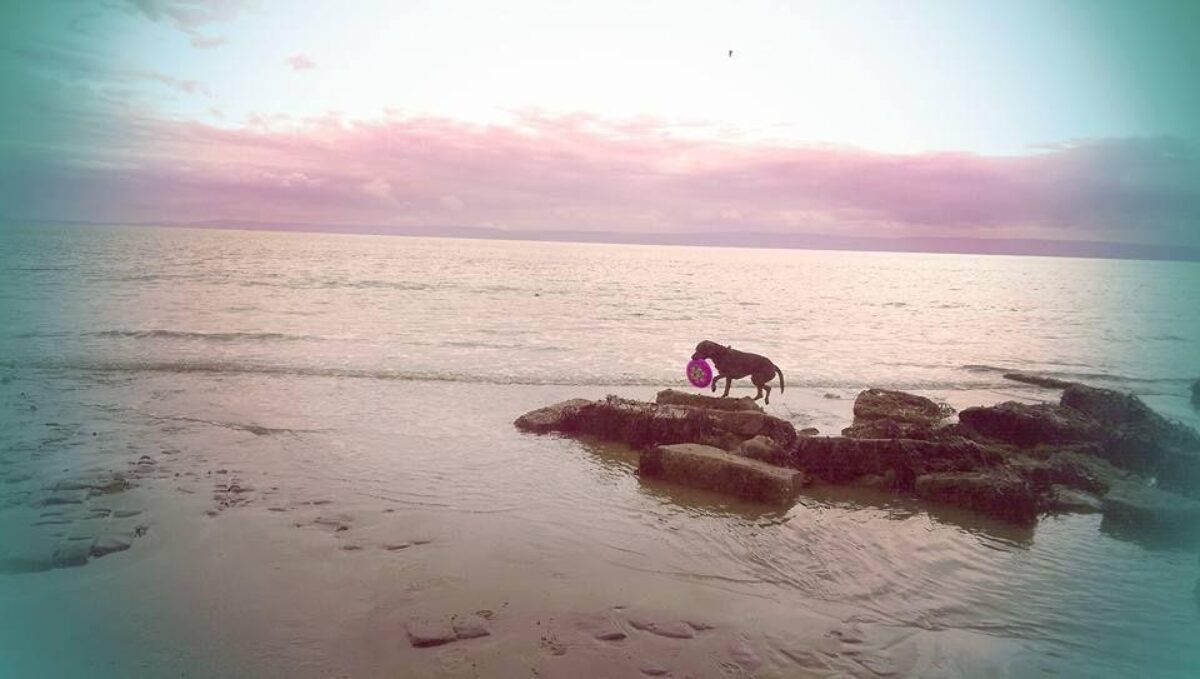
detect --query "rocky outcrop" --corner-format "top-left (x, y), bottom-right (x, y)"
top-left (842, 389), bottom-right (953, 439)
top-left (515, 384), bottom-right (1200, 527)
top-left (639, 444), bottom-right (805, 505)
top-left (514, 395), bottom-right (798, 454)
top-left (957, 385), bottom-right (1200, 498)
top-left (1192, 379), bottom-right (1199, 407)
top-left (654, 389), bottom-right (762, 412)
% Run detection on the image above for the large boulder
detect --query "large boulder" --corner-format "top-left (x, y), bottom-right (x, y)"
top-left (914, 471), bottom-right (1039, 523)
top-left (639, 444), bottom-right (804, 505)
top-left (957, 402), bottom-right (1102, 447)
top-left (515, 396), bottom-right (798, 453)
top-left (654, 389), bottom-right (762, 412)
top-left (794, 436), bottom-right (998, 488)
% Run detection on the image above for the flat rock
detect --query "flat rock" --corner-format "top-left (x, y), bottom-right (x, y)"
top-left (914, 470), bottom-right (1038, 523)
top-left (406, 619), bottom-right (458, 648)
top-left (513, 399), bottom-right (592, 434)
top-left (639, 444), bottom-right (803, 505)
top-left (516, 396), bottom-right (799, 453)
top-left (654, 389), bottom-right (762, 412)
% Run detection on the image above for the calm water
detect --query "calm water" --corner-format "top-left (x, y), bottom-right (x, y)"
top-left (1, 225), bottom-right (1199, 677)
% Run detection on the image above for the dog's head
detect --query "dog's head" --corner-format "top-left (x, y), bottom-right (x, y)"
top-left (692, 340), bottom-right (729, 361)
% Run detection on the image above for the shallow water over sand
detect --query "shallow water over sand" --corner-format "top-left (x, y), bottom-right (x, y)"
top-left (2, 226), bottom-right (1199, 677)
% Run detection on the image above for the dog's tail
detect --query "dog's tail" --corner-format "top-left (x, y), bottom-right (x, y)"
top-left (775, 364), bottom-right (785, 393)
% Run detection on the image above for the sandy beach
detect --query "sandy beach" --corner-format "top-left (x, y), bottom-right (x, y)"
top-left (4, 363), bottom-right (1199, 677)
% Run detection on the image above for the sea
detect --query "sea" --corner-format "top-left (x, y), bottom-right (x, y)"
top-left (1, 224), bottom-right (1198, 677)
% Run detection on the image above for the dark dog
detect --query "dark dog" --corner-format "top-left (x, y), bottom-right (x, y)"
top-left (691, 340), bottom-right (785, 404)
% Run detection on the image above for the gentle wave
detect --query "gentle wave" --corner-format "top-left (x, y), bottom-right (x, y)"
top-left (87, 329), bottom-right (321, 342)
top-left (22, 358), bottom-right (1032, 391)
top-left (963, 363), bottom-right (1195, 387)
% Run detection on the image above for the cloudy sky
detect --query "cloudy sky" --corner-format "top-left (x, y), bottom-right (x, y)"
top-left (2, 0), bottom-right (1198, 250)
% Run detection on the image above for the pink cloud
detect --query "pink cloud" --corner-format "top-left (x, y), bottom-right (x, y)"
top-left (285, 54), bottom-right (316, 71)
top-left (13, 112), bottom-right (1200, 248)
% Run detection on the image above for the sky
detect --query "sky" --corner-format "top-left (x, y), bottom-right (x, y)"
top-left (1, 0), bottom-right (1198, 252)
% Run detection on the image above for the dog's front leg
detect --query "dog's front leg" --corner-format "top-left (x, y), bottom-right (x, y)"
top-left (721, 376), bottom-right (732, 398)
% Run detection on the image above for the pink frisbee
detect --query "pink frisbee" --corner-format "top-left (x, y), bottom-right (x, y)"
top-left (686, 359), bottom-right (713, 388)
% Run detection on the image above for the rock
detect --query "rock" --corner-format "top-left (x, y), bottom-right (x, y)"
top-left (914, 471), bottom-right (1039, 523)
top-left (799, 427), bottom-right (819, 437)
top-left (639, 444), bottom-right (804, 505)
top-left (655, 389), bottom-right (762, 411)
top-left (958, 402), bottom-right (1102, 447)
top-left (516, 396), bottom-right (799, 453)
top-left (513, 399), bottom-right (592, 434)
top-left (406, 619), bottom-right (458, 648)
top-left (452, 615), bottom-right (491, 640)
top-left (1061, 384), bottom-right (1159, 429)
top-left (843, 389), bottom-right (953, 440)
top-left (1003, 373), bottom-right (1075, 389)
top-left (852, 388), bottom-right (953, 424)
top-left (90, 537), bottom-right (131, 558)
top-left (1192, 379), bottom-right (1200, 407)
top-left (794, 436), bottom-right (998, 487)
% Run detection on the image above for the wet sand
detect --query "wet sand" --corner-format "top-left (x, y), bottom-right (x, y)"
top-left (2, 369), bottom-right (1199, 678)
